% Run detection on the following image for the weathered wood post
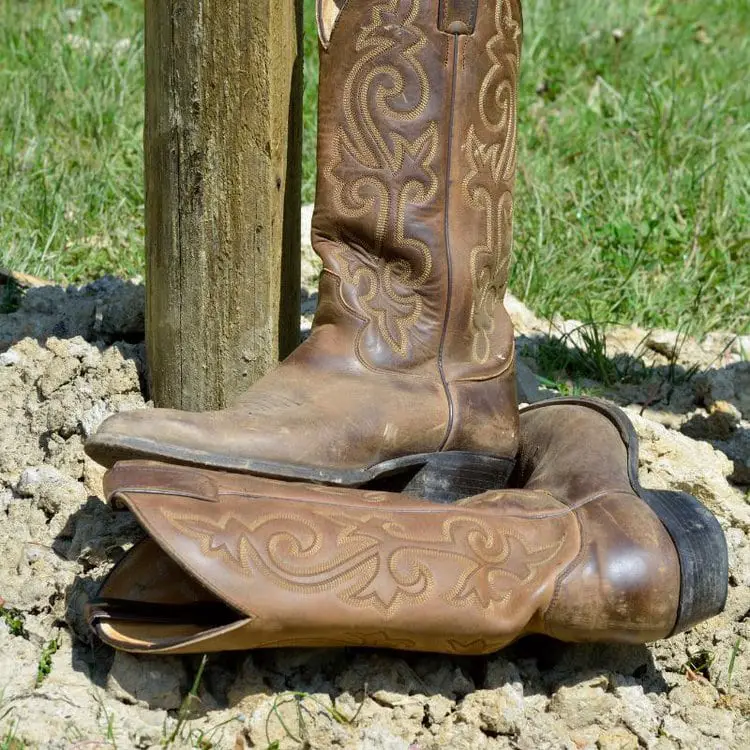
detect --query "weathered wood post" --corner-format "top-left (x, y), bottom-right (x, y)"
top-left (144, 0), bottom-right (302, 410)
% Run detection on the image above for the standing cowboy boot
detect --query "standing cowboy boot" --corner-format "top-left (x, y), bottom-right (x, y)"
top-left (85, 0), bottom-right (524, 502)
top-left (86, 398), bottom-right (726, 655)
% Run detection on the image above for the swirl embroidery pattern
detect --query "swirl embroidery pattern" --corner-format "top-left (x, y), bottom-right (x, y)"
top-left (162, 505), bottom-right (567, 618)
top-left (323, 0), bottom-right (438, 358)
top-left (463, 0), bottom-right (521, 363)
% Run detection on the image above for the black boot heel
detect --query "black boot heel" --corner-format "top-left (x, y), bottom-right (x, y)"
top-left (639, 488), bottom-right (728, 635)
top-left (368, 452), bottom-right (515, 504)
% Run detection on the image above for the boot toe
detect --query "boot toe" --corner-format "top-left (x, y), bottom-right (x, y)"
top-left (85, 408), bottom-right (211, 467)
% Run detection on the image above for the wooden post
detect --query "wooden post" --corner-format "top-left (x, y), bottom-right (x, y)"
top-left (145, 0), bottom-right (302, 410)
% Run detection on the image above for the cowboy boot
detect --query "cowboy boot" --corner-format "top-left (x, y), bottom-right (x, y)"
top-left (87, 398), bottom-right (726, 655)
top-left (85, 0), bottom-right (523, 502)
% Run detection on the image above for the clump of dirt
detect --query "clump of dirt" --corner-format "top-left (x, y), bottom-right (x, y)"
top-left (1, 276), bottom-right (749, 749)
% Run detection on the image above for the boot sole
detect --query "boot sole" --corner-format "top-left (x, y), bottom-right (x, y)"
top-left (88, 435), bottom-right (514, 504)
top-left (521, 397), bottom-right (728, 635)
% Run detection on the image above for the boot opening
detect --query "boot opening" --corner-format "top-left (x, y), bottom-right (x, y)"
top-left (88, 538), bottom-right (250, 652)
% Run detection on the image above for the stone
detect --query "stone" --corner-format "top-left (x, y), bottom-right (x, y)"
top-left (0, 620), bottom-right (40, 700)
top-left (426, 719), bottom-right (497, 750)
top-left (16, 464), bottom-right (87, 516)
top-left (38, 355), bottom-right (80, 398)
top-left (79, 399), bottom-right (113, 438)
top-left (505, 291), bottom-right (547, 336)
top-left (457, 687), bottom-right (525, 737)
top-left (613, 680), bottom-right (660, 744)
top-left (694, 363), bottom-right (750, 419)
top-left (549, 678), bottom-right (622, 731)
top-left (423, 694), bottom-right (453, 726)
top-left (686, 705), bottom-right (734, 740)
top-left (359, 725), bottom-right (411, 750)
top-left (660, 715), bottom-right (702, 746)
top-left (668, 679), bottom-right (719, 708)
top-left (0, 350), bottom-right (21, 366)
top-left (645, 331), bottom-right (681, 360)
top-left (596, 727), bottom-right (639, 750)
top-left (106, 651), bottom-right (188, 710)
top-left (681, 401), bottom-right (742, 441)
top-left (628, 410), bottom-right (750, 526)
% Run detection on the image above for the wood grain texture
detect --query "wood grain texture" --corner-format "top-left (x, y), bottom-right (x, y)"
top-left (145, 0), bottom-right (302, 410)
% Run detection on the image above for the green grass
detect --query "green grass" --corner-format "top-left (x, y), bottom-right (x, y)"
top-left (35, 634), bottom-right (60, 687)
top-left (0, 718), bottom-right (23, 750)
top-left (0, 607), bottom-right (28, 639)
top-left (0, 0), bottom-right (144, 283)
top-left (1, 0), bottom-right (747, 335)
top-left (263, 689), bottom-right (363, 749)
top-left (512, 0), bottom-right (749, 335)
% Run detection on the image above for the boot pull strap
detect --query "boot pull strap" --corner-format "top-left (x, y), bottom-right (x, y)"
top-left (439, 0), bottom-right (478, 35)
top-left (317, 0), bottom-right (478, 49)
top-left (316, 0), bottom-right (347, 49)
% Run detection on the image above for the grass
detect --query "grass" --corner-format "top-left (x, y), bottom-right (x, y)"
top-left (0, 608), bottom-right (28, 639)
top-left (512, 0), bottom-right (749, 335)
top-left (264, 689), bottom-right (364, 749)
top-left (681, 648), bottom-right (716, 681)
top-left (0, 718), bottom-right (23, 750)
top-left (1, 0), bottom-right (747, 336)
top-left (35, 634), bottom-right (60, 687)
top-left (160, 655), bottom-right (243, 749)
top-left (162, 654), bottom-right (208, 748)
top-left (726, 637), bottom-right (743, 696)
top-left (0, 1), bottom-right (144, 283)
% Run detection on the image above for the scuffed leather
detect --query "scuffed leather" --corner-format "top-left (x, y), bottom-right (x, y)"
top-left (85, 0), bottom-right (522, 476)
top-left (88, 400), bottom-right (681, 654)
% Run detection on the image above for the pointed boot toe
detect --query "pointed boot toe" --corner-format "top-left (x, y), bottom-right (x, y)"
top-left (86, 408), bottom-right (206, 468)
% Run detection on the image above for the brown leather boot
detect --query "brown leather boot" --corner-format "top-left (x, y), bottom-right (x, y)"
top-left (87, 399), bottom-right (726, 654)
top-left (84, 0), bottom-right (523, 502)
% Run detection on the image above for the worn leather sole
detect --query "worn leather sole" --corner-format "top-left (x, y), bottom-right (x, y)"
top-left (87, 435), bottom-right (514, 504)
top-left (521, 397), bottom-right (728, 635)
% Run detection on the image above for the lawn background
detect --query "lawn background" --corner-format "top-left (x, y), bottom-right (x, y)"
top-left (1, 0), bottom-right (747, 336)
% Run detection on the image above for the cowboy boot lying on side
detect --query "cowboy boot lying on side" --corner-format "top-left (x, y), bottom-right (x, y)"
top-left (87, 399), bottom-right (727, 654)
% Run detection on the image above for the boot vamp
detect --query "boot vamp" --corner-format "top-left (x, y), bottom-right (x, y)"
top-left (545, 490), bottom-right (681, 643)
top-left (85, 357), bottom-right (448, 474)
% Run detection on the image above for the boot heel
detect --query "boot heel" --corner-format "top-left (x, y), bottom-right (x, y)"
top-left (395, 452), bottom-right (514, 504)
top-left (641, 488), bottom-right (728, 635)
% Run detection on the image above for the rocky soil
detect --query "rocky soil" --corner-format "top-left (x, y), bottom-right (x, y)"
top-left (1, 227), bottom-right (749, 749)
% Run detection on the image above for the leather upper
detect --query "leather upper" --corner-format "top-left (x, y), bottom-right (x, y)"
top-left (84, 0), bottom-right (522, 474)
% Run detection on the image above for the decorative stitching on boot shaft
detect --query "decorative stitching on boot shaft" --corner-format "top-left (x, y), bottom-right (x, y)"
top-left (463, 0), bottom-right (521, 363)
top-left (161, 505), bottom-right (570, 618)
top-left (323, 0), bottom-right (438, 359)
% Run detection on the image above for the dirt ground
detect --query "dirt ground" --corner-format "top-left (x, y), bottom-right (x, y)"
top-left (1, 265), bottom-right (749, 749)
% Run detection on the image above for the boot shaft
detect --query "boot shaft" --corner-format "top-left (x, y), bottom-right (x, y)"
top-left (312, 0), bottom-right (522, 375)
